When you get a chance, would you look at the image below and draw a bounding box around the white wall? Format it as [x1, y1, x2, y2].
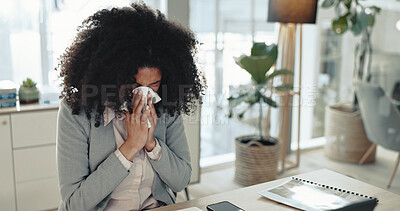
[167, 0, 201, 184]
[372, 9, 400, 54]
[370, 8, 400, 96]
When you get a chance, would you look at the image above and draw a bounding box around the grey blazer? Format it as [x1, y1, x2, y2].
[56, 99, 191, 211]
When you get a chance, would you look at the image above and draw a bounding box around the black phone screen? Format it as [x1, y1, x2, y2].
[206, 201, 244, 211]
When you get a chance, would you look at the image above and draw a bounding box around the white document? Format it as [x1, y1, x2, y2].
[258, 178, 376, 211]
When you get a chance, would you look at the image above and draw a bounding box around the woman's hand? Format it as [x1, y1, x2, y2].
[145, 92, 159, 151]
[119, 89, 150, 161]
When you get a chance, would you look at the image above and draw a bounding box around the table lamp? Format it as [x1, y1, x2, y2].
[267, 0, 318, 172]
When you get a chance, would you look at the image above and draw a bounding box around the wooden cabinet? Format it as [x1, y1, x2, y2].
[0, 108, 60, 211]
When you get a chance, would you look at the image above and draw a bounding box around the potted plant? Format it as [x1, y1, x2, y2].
[228, 42, 293, 186]
[321, 0, 380, 163]
[19, 78, 40, 104]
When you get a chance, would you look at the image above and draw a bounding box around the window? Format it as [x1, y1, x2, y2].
[312, 22, 342, 138]
[0, 0, 43, 85]
[190, 0, 277, 162]
[0, 0, 165, 98]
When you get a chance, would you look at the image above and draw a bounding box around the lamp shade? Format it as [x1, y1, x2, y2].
[267, 0, 318, 24]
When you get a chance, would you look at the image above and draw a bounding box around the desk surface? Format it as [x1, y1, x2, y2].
[154, 169, 400, 211]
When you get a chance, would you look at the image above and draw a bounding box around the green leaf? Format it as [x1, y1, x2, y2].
[261, 95, 278, 108]
[227, 92, 248, 101]
[332, 15, 348, 34]
[251, 42, 271, 56]
[22, 78, 37, 88]
[237, 98, 260, 119]
[275, 84, 293, 91]
[267, 69, 293, 81]
[350, 13, 363, 36]
[234, 55, 265, 83]
[370, 6, 381, 14]
[234, 50, 277, 84]
[349, 8, 376, 36]
[227, 92, 251, 111]
[245, 94, 260, 105]
[238, 105, 251, 119]
[321, 0, 335, 8]
[358, 10, 375, 28]
[238, 111, 246, 119]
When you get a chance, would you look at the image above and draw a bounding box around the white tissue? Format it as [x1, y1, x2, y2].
[121, 86, 161, 128]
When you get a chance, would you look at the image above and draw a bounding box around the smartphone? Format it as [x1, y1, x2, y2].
[206, 201, 244, 211]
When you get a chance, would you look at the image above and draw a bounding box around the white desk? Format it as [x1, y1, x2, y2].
[154, 169, 400, 211]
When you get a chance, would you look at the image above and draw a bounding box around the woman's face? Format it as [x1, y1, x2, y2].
[133, 67, 162, 92]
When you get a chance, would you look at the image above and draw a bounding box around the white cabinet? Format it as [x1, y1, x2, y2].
[0, 115, 16, 211]
[0, 104, 201, 210]
[15, 177, 60, 211]
[0, 109, 60, 211]
[11, 111, 58, 148]
[14, 146, 57, 183]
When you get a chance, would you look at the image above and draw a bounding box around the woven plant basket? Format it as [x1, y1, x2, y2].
[324, 104, 375, 163]
[234, 135, 280, 186]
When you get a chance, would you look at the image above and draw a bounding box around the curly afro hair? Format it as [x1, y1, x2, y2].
[58, 3, 206, 127]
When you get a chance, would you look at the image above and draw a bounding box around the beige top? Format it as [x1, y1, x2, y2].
[103, 107, 162, 211]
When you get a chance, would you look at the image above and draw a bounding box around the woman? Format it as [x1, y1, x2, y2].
[56, 3, 206, 211]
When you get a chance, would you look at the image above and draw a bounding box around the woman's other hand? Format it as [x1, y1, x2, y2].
[145, 92, 158, 151]
[119, 89, 150, 161]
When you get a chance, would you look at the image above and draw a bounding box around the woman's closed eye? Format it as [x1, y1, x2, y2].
[133, 80, 160, 88]
[148, 81, 160, 88]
